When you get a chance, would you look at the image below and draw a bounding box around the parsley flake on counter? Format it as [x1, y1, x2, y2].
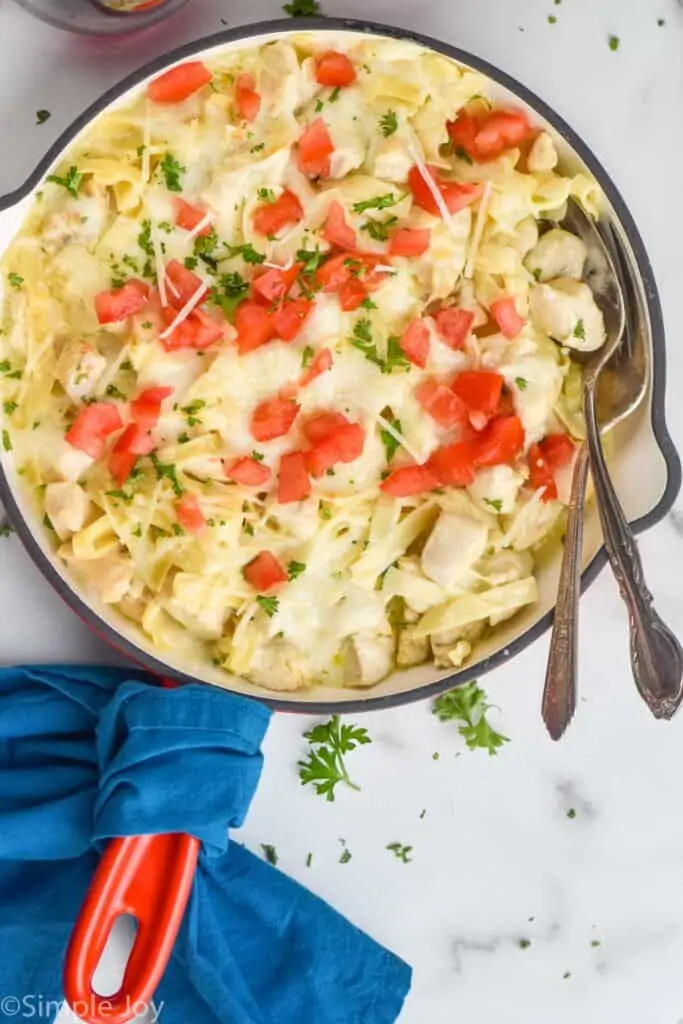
[298, 714, 372, 802]
[287, 560, 306, 581]
[379, 110, 398, 137]
[159, 152, 185, 192]
[47, 165, 83, 198]
[261, 843, 278, 866]
[283, 0, 321, 15]
[566, 808, 576, 819]
[547, 14, 557, 24]
[36, 109, 51, 125]
[386, 843, 413, 863]
[657, 18, 665, 26]
[306, 852, 313, 867]
[518, 938, 531, 950]
[352, 192, 399, 214]
[256, 595, 279, 617]
[0, 522, 13, 538]
[339, 846, 352, 864]
[608, 34, 620, 51]
[590, 940, 601, 948]
[433, 682, 509, 756]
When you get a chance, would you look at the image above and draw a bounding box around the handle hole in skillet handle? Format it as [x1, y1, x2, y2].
[91, 914, 138, 997]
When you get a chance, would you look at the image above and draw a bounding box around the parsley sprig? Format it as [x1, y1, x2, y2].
[379, 110, 398, 137]
[298, 714, 372, 801]
[352, 193, 399, 214]
[283, 0, 320, 13]
[159, 153, 185, 192]
[432, 682, 509, 756]
[349, 320, 409, 375]
[47, 166, 83, 198]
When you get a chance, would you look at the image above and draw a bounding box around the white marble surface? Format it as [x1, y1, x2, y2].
[1, 1, 683, 1022]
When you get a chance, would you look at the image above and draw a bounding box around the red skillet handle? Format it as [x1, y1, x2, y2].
[63, 832, 200, 1024]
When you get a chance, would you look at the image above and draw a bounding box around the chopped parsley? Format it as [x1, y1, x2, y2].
[301, 345, 315, 368]
[257, 187, 276, 203]
[657, 18, 665, 26]
[159, 152, 185, 192]
[608, 34, 620, 51]
[518, 938, 531, 950]
[260, 843, 278, 865]
[7, 273, 24, 290]
[0, 360, 22, 380]
[178, 432, 190, 444]
[282, 0, 320, 15]
[3, 401, 17, 416]
[256, 595, 279, 617]
[433, 682, 509, 756]
[243, 521, 255, 536]
[386, 843, 413, 863]
[455, 146, 473, 164]
[181, 399, 206, 426]
[209, 272, 249, 320]
[339, 846, 352, 864]
[105, 488, 133, 504]
[590, 940, 601, 948]
[484, 498, 503, 513]
[0, 522, 13, 538]
[315, 98, 324, 113]
[47, 165, 83, 198]
[149, 453, 183, 496]
[573, 318, 586, 340]
[566, 808, 576, 819]
[360, 296, 377, 310]
[515, 376, 528, 391]
[328, 86, 341, 103]
[138, 219, 153, 257]
[184, 256, 199, 270]
[306, 852, 313, 867]
[225, 242, 265, 265]
[250, 142, 266, 154]
[383, 335, 411, 374]
[380, 413, 403, 462]
[43, 513, 55, 531]
[352, 193, 399, 214]
[296, 247, 325, 278]
[298, 714, 372, 801]
[349, 320, 409, 374]
[379, 110, 398, 137]
[2, 430, 11, 452]
[105, 384, 127, 400]
[36, 109, 51, 125]
[361, 216, 398, 242]
[287, 560, 306, 581]
[251, 450, 265, 462]
[547, 14, 557, 24]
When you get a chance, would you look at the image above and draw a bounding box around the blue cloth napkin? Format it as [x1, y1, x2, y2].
[0, 665, 411, 1023]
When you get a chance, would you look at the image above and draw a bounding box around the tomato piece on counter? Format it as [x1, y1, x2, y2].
[95, 279, 150, 324]
[226, 456, 271, 487]
[250, 396, 300, 442]
[388, 228, 431, 258]
[278, 451, 312, 503]
[147, 61, 212, 104]
[474, 415, 525, 467]
[474, 110, 531, 159]
[173, 198, 212, 236]
[176, 493, 206, 532]
[235, 73, 261, 123]
[243, 550, 289, 592]
[252, 264, 301, 304]
[303, 411, 350, 443]
[299, 347, 333, 387]
[297, 118, 334, 177]
[416, 379, 468, 430]
[315, 51, 357, 87]
[540, 433, 575, 471]
[130, 386, 174, 431]
[272, 298, 314, 341]
[65, 403, 123, 460]
[433, 307, 474, 350]
[528, 443, 558, 501]
[235, 301, 276, 355]
[398, 319, 430, 368]
[322, 201, 356, 250]
[491, 297, 525, 340]
[428, 441, 478, 487]
[165, 260, 206, 309]
[446, 112, 481, 160]
[408, 165, 483, 217]
[252, 189, 304, 236]
[451, 371, 504, 425]
[380, 463, 441, 497]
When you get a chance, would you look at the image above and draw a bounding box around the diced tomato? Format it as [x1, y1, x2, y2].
[147, 61, 212, 104]
[234, 301, 276, 355]
[226, 456, 271, 487]
[272, 298, 313, 341]
[322, 201, 356, 250]
[336, 278, 366, 311]
[165, 260, 206, 309]
[303, 411, 350, 443]
[474, 415, 525, 467]
[491, 297, 525, 340]
[108, 448, 137, 487]
[107, 424, 155, 485]
[540, 433, 575, 471]
[398, 320, 430, 369]
[176, 493, 206, 532]
[388, 228, 431, 258]
[315, 51, 357, 87]
[95, 280, 149, 324]
[416, 378, 468, 430]
[474, 110, 531, 159]
[496, 388, 516, 418]
[131, 386, 174, 431]
[446, 112, 481, 160]
[161, 307, 223, 351]
[250, 396, 300, 442]
[243, 550, 288, 592]
[306, 423, 365, 477]
[297, 118, 334, 177]
[428, 441, 478, 487]
[252, 189, 304, 236]
[451, 372, 504, 427]
[434, 307, 474, 350]
[252, 264, 301, 304]
[278, 451, 311, 503]
[65, 403, 123, 460]
[173, 198, 212, 236]
[316, 253, 351, 291]
[235, 73, 261, 123]
[300, 347, 333, 387]
[380, 463, 440, 497]
[408, 165, 483, 217]
[528, 443, 558, 501]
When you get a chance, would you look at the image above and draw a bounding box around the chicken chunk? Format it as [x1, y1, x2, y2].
[44, 481, 91, 540]
[529, 277, 606, 351]
[525, 228, 587, 283]
[344, 631, 395, 687]
[373, 137, 413, 183]
[527, 131, 558, 173]
[421, 512, 488, 590]
[56, 340, 107, 401]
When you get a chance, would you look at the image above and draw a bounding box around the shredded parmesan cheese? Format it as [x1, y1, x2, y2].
[185, 212, 214, 243]
[464, 180, 493, 279]
[151, 223, 168, 307]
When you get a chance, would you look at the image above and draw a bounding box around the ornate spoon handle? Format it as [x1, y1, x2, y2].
[583, 384, 683, 717]
[542, 442, 589, 740]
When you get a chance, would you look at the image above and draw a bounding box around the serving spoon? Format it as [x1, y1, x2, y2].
[542, 201, 683, 739]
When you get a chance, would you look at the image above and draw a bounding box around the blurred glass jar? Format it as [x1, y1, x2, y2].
[13, 0, 189, 34]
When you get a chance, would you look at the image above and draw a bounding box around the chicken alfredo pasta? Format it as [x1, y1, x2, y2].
[0, 34, 606, 691]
